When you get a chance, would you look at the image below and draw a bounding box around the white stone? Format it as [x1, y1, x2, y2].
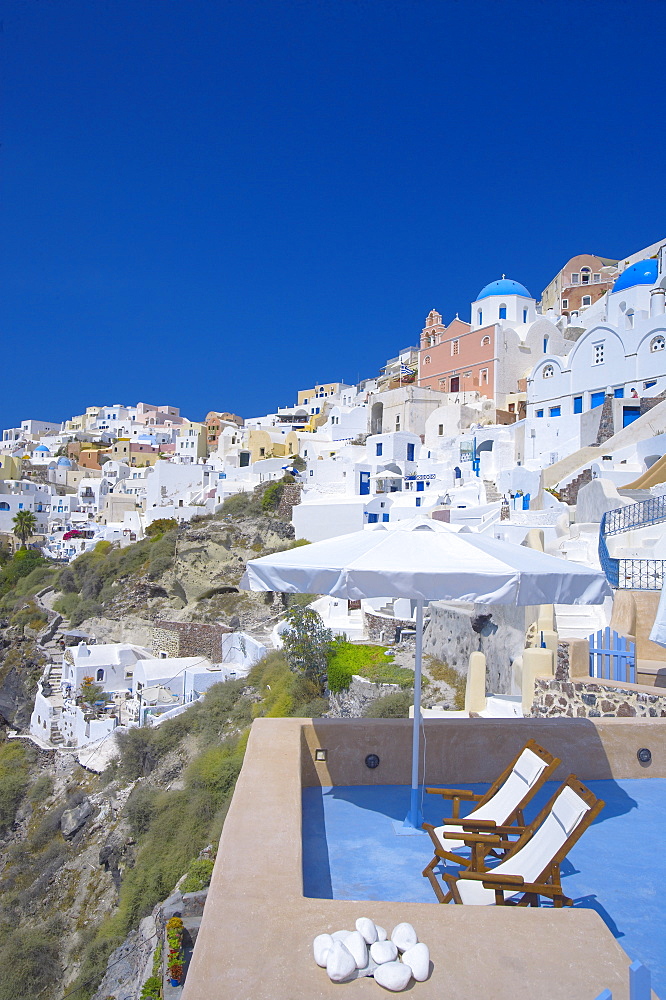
[376, 924, 388, 941]
[355, 916, 378, 945]
[332, 929, 351, 942]
[313, 933, 334, 968]
[326, 941, 356, 983]
[402, 942, 430, 982]
[391, 922, 418, 953]
[374, 960, 413, 991]
[370, 940, 398, 965]
[345, 930, 368, 970]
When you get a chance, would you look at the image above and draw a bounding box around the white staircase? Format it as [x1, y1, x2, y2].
[554, 600, 610, 641]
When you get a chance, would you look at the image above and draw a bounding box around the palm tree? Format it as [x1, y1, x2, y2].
[12, 509, 37, 549]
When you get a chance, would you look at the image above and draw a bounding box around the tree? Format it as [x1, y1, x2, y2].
[12, 509, 37, 549]
[280, 607, 335, 691]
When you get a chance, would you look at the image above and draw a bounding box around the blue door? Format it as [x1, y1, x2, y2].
[417, 481, 425, 492]
[623, 407, 641, 428]
[359, 472, 370, 496]
[367, 512, 378, 523]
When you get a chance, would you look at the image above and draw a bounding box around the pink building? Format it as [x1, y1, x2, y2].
[417, 311, 496, 399]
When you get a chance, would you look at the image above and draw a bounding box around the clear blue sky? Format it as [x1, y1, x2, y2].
[2, 0, 663, 428]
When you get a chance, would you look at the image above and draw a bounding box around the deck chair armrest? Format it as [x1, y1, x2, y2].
[425, 787, 481, 800]
[441, 831, 502, 845]
[457, 818, 497, 830]
[458, 872, 525, 886]
[515, 881, 573, 903]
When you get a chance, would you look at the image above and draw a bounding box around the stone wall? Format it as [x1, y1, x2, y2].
[151, 620, 232, 661]
[530, 641, 666, 718]
[327, 675, 401, 718]
[640, 390, 666, 416]
[277, 483, 303, 520]
[594, 395, 615, 445]
[422, 601, 537, 695]
[363, 611, 418, 644]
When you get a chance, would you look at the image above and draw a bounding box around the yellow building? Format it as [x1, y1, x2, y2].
[296, 383, 344, 407]
[246, 429, 288, 464]
[0, 455, 23, 481]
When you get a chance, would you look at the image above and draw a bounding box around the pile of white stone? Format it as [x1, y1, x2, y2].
[313, 918, 430, 992]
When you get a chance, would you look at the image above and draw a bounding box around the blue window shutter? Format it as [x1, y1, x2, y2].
[573, 396, 583, 414]
[591, 392, 605, 409]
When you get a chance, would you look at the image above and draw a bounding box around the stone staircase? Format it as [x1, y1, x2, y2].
[559, 469, 592, 505]
[483, 480, 502, 503]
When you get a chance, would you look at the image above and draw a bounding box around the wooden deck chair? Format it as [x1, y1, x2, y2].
[422, 739, 560, 889]
[432, 775, 604, 907]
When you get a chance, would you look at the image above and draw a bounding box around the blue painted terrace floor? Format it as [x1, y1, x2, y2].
[302, 780, 665, 998]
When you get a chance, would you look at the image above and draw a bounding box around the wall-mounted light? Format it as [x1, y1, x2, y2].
[365, 754, 380, 769]
[315, 748, 327, 762]
[637, 748, 652, 765]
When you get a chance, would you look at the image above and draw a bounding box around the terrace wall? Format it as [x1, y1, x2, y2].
[183, 716, 665, 1000]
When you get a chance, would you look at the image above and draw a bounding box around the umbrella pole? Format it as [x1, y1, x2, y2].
[405, 598, 424, 830]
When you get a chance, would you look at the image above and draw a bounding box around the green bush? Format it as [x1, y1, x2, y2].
[427, 657, 466, 710]
[221, 490, 262, 518]
[145, 518, 178, 539]
[140, 974, 163, 999]
[260, 480, 284, 512]
[326, 642, 414, 692]
[126, 784, 158, 836]
[0, 925, 61, 1000]
[52, 591, 81, 619]
[0, 741, 30, 833]
[28, 773, 54, 803]
[180, 857, 215, 893]
[364, 691, 413, 718]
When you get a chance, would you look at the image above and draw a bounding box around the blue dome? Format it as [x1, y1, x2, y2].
[476, 278, 532, 300]
[612, 259, 658, 294]
[57, 456, 72, 467]
[34, 445, 49, 452]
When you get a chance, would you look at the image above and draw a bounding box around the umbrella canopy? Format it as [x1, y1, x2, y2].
[369, 471, 404, 480]
[243, 521, 610, 606]
[243, 518, 610, 830]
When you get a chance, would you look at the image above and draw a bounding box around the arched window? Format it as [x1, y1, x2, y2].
[543, 364, 554, 379]
[96, 669, 105, 683]
[499, 304, 507, 320]
[423, 355, 431, 365]
[0, 502, 9, 511]
[477, 309, 483, 325]
[582, 295, 592, 307]
[626, 310, 635, 330]
[651, 335, 665, 352]
[523, 308, 528, 322]
[581, 267, 591, 284]
[481, 336, 490, 346]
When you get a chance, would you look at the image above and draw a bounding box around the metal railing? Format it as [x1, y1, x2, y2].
[599, 496, 666, 589]
[603, 493, 666, 535]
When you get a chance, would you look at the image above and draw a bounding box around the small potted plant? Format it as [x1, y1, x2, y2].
[166, 916, 185, 986]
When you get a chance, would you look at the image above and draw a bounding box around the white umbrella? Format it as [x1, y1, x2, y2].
[242, 519, 610, 829]
[369, 471, 404, 480]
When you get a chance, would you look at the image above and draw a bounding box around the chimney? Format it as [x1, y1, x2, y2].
[650, 287, 665, 317]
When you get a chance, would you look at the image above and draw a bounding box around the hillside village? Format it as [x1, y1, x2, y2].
[2, 240, 666, 1000]
[2, 238, 666, 754]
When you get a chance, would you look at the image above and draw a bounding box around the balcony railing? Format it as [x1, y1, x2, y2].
[599, 495, 666, 589]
